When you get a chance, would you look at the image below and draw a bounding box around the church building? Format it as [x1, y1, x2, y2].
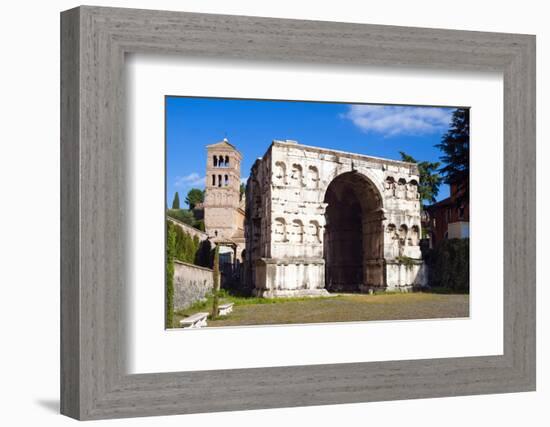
[203, 138, 246, 265]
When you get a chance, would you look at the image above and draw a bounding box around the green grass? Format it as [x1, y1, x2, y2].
[173, 290, 469, 328]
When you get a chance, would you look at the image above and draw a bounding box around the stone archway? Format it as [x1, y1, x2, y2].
[323, 171, 385, 292]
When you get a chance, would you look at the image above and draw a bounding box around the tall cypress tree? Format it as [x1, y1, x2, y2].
[436, 108, 470, 201]
[172, 192, 180, 209]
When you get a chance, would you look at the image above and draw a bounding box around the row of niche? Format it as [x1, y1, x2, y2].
[272, 217, 322, 244]
[385, 176, 420, 199]
[272, 161, 320, 189]
[386, 223, 421, 247]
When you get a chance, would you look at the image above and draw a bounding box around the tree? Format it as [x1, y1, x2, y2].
[399, 152, 442, 205]
[436, 108, 470, 200]
[167, 208, 195, 226]
[195, 239, 212, 267]
[210, 246, 220, 319]
[185, 188, 204, 209]
[171, 192, 180, 209]
[240, 182, 246, 201]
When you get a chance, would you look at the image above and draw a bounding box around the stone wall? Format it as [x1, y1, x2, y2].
[173, 260, 215, 311]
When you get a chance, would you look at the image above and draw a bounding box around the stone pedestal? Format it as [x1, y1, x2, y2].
[385, 260, 427, 291]
[252, 258, 329, 298]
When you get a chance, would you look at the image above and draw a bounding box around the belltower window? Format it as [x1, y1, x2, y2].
[218, 175, 222, 187]
[213, 155, 218, 167]
[224, 175, 229, 186]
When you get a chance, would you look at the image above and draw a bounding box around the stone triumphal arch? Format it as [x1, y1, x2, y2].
[244, 140, 426, 297]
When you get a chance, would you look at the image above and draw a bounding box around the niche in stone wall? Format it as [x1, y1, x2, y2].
[291, 219, 304, 243]
[274, 161, 286, 185]
[307, 166, 319, 189]
[386, 223, 399, 257]
[396, 178, 407, 198]
[398, 224, 408, 253]
[290, 164, 303, 187]
[410, 225, 420, 246]
[385, 176, 395, 197]
[274, 217, 286, 242]
[407, 179, 419, 200]
[308, 220, 321, 243]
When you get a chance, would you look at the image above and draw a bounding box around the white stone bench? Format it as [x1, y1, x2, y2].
[218, 303, 234, 316]
[179, 312, 209, 329]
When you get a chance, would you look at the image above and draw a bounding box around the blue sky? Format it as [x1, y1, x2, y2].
[166, 97, 458, 207]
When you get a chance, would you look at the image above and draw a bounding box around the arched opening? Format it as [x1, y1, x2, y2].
[323, 171, 384, 292]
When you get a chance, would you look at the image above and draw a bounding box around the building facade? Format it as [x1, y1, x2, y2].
[244, 140, 427, 297]
[203, 138, 246, 264]
[425, 182, 469, 247]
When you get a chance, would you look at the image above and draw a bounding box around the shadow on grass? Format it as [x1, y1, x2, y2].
[424, 286, 470, 295]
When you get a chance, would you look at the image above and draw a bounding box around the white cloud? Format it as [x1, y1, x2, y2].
[174, 172, 205, 188]
[341, 105, 454, 137]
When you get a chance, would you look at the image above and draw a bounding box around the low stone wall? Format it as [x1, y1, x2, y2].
[173, 260, 214, 311]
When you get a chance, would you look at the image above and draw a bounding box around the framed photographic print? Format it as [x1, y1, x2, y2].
[61, 6, 536, 420]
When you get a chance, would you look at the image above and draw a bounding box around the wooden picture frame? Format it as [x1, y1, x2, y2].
[60, 5, 536, 420]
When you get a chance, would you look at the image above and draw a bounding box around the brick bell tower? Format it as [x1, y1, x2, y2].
[203, 138, 243, 242]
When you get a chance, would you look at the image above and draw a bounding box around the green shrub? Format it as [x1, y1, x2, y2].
[170, 224, 201, 264]
[195, 239, 213, 268]
[424, 238, 469, 292]
[165, 221, 176, 328]
[167, 208, 195, 226]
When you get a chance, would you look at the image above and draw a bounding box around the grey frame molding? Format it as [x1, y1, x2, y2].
[61, 6, 536, 420]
